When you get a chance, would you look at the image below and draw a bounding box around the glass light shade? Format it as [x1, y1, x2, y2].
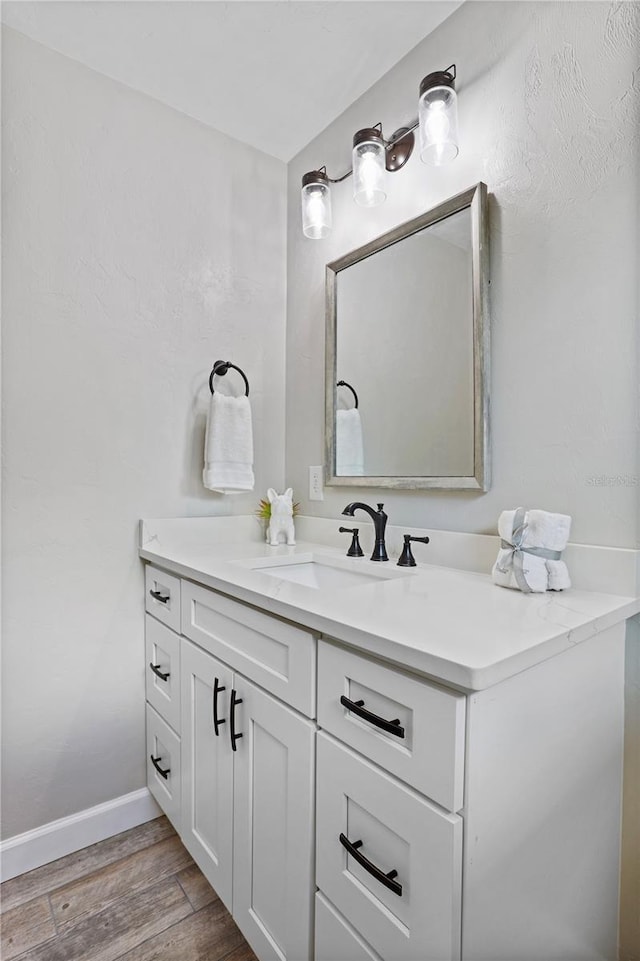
[301, 177, 332, 239]
[419, 84, 459, 166]
[352, 136, 387, 207]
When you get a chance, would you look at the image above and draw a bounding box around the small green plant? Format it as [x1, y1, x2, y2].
[255, 497, 300, 520]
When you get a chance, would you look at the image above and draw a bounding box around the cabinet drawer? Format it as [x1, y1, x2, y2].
[316, 733, 462, 961]
[145, 564, 181, 633]
[315, 893, 382, 961]
[145, 616, 180, 732]
[146, 703, 181, 832]
[181, 580, 316, 717]
[318, 640, 465, 811]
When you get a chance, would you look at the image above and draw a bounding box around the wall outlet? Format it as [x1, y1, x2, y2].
[309, 466, 324, 501]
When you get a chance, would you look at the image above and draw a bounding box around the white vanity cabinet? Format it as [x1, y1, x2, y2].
[142, 558, 628, 961]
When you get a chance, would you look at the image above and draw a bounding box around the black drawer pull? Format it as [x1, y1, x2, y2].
[149, 663, 170, 682]
[230, 689, 243, 751]
[339, 833, 402, 896]
[149, 589, 170, 604]
[340, 695, 405, 738]
[150, 755, 170, 780]
[213, 677, 226, 736]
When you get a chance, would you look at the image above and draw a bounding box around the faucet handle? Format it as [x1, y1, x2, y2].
[339, 526, 364, 558]
[397, 534, 430, 567]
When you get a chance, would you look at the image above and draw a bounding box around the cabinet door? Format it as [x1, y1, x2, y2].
[181, 638, 234, 911]
[233, 677, 315, 961]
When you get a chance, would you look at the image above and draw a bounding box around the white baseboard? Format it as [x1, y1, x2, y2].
[0, 787, 162, 882]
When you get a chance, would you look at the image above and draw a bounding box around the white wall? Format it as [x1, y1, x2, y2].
[1, 28, 287, 839]
[286, 0, 640, 549]
[286, 5, 639, 956]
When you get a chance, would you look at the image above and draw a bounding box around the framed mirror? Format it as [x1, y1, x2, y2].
[325, 182, 490, 490]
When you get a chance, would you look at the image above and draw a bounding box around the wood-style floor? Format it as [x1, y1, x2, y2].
[0, 816, 257, 961]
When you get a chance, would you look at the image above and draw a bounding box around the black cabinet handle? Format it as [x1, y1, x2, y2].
[150, 755, 170, 780]
[149, 663, 170, 682]
[340, 695, 405, 738]
[230, 689, 243, 751]
[213, 677, 226, 736]
[149, 589, 170, 604]
[339, 833, 402, 896]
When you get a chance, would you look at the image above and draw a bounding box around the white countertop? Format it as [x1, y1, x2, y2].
[139, 516, 639, 691]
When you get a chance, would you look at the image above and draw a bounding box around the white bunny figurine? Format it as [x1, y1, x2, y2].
[266, 488, 296, 546]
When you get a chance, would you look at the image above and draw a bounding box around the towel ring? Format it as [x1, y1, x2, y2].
[337, 380, 358, 409]
[209, 360, 250, 397]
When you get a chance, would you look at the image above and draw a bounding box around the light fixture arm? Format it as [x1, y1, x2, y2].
[384, 119, 419, 149]
[326, 169, 353, 184]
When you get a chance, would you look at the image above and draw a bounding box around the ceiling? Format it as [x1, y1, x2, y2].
[1, 1, 462, 161]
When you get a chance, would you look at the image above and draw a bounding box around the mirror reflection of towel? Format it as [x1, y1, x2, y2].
[336, 408, 364, 475]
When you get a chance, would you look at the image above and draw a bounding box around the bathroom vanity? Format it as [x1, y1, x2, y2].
[140, 517, 638, 961]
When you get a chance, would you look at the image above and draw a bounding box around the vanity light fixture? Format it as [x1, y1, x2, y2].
[352, 125, 387, 207]
[300, 65, 458, 238]
[418, 65, 458, 165]
[301, 168, 332, 240]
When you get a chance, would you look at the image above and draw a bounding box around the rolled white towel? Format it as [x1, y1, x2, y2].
[546, 559, 571, 591]
[336, 408, 364, 476]
[203, 392, 255, 493]
[493, 507, 572, 593]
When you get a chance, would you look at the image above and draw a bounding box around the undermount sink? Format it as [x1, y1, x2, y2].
[245, 554, 410, 590]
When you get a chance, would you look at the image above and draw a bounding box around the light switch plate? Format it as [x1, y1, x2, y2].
[309, 466, 324, 501]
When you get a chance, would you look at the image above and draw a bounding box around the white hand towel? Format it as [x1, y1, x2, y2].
[492, 508, 571, 592]
[203, 392, 254, 493]
[336, 408, 364, 476]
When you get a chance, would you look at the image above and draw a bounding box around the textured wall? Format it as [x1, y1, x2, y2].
[1, 28, 286, 838]
[286, 0, 640, 548]
[286, 6, 640, 956]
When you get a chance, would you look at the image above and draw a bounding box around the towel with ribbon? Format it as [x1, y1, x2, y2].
[492, 507, 571, 593]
